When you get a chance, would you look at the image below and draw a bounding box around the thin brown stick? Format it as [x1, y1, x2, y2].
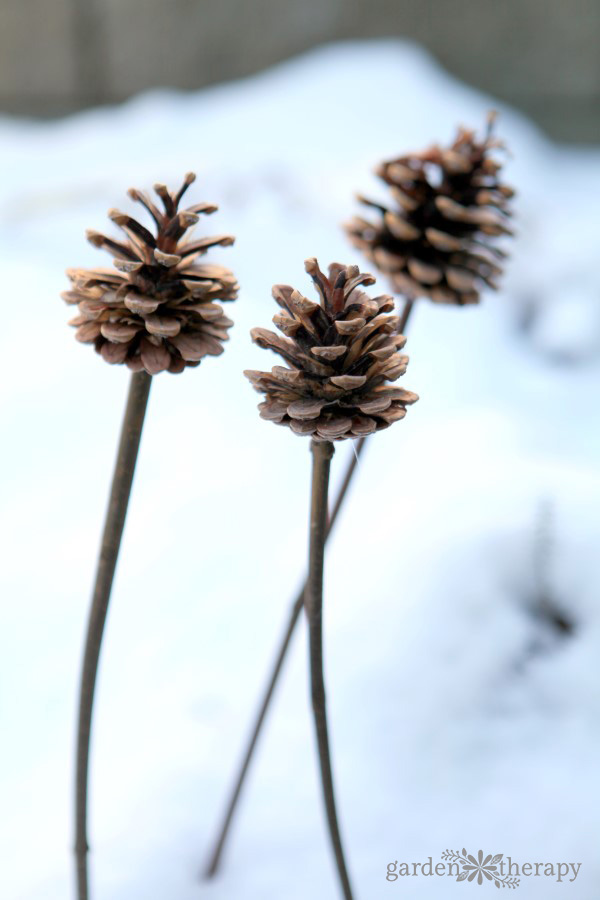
[398, 298, 414, 334]
[203, 297, 414, 878]
[307, 439, 353, 899]
[74, 370, 152, 900]
[203, 437, 367, 878]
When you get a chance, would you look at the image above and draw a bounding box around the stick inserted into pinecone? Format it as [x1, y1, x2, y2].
[64, 173, 237, 900]
[240, 259, 417, 899]
[205, 117, 514, 879]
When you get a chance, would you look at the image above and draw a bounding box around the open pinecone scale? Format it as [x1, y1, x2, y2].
[245, 259, 418, 441]
[63, 173, 238, 374]
[345, 119, 514, 306]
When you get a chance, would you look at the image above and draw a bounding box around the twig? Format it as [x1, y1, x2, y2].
[74, 370, 152, 900]
[203, 436, 367, 878]
[398, 298, 413, 334]
[307, 439, 353, 899]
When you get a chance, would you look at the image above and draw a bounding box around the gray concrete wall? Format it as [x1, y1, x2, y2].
[1, 0, 599, 141]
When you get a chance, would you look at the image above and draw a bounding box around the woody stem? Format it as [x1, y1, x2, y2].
[74, 370, 152, 900]
[307, 439, 354, 900]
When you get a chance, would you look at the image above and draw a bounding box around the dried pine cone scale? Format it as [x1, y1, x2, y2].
[346, 117, 514, 306]
[245, 259, 418, 441]
[63, 172, 238, 374]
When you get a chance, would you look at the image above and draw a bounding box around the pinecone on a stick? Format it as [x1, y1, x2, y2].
[345, 116, 514, 305]
[244, 259, 418, 441]
[63, 173, 238, 374]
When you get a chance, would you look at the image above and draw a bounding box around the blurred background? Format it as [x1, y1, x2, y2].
[1, 0, 599, 141]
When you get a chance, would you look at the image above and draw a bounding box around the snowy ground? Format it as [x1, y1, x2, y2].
[1, 40, 599, 900]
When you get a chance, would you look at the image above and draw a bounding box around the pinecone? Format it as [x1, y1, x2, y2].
[62, 173, 238, 374]
[244, 259, 418, 441]
[345, 117, 514, 306]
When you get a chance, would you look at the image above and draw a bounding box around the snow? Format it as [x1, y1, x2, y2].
[1, 39, 599, 899]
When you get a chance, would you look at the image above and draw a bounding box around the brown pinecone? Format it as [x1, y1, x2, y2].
[345, 116, 514, 306]
[244, 259, 418, 441]
[62, 173, 238, 374]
